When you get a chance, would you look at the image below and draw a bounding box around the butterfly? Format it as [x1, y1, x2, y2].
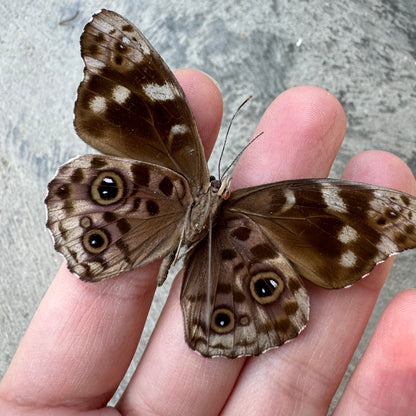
[45, 9, 416, 358]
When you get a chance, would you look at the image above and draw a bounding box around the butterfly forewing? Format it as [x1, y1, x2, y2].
[225, 178, 416, 289]
[74, 9, 209, 190]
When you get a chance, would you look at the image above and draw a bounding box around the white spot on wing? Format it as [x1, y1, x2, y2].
[369, 194, 385, 212]
[170, 124, 189, 135]
[139, 41, 151, 56]
[339, 250, 357, 268]
[112, 85, 131, 104]
[90, 96, 106, 113]
[369, 191, 402, 215]
[322, 185, 348, 213]
[377, 235, 399, 254]
[121, 36, 131, 45]
[338, 225, 358, 244]
[281, 188, 296, 213]
[168, 124, 190, 147]
[97, 19, 113, 34]
[84, 56, 106, 69]
[143, 83, 177, 101]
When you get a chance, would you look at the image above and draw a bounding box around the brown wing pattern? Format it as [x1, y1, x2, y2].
[74, 9, 209, 191]
[46, 154, 192, 281]
[226, 178, 416, 288]
[181, 213, 309, 358]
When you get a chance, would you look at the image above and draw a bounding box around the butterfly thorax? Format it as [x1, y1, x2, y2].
[183, 177, 231, 245]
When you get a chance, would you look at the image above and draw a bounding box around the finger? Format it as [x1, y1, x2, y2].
[117, 86, 347, 415]
[0, 69, 223, 412]
[174, 68, 223, 159]
[223, 150, 416, 415]
[233, 85, 347, 187]
[334, 290, 416, 415]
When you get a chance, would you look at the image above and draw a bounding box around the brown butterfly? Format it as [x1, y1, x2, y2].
[45, 9, 416, 358]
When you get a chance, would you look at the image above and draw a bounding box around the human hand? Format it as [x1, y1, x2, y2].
[1, 70, 415, 415]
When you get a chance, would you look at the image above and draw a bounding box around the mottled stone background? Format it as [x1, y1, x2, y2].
[1, 0, 415, 411]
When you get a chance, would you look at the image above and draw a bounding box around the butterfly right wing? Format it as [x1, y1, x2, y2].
[226, 178, 416, 289]
[46, 154, 192, 281]
[74, 9, 209, 191]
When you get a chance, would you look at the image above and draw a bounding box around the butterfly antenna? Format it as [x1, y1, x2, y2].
[217, 95, 253, 180]
[220, 130, 264, 179]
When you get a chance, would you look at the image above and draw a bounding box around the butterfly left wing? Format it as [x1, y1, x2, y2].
[181, 213, 309, 358]
[46, 154, 193, 281]
[74, 9, 209, 190]
[226, 178, 416, 289]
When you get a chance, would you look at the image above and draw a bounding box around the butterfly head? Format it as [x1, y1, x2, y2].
[210, 175, 231, 200]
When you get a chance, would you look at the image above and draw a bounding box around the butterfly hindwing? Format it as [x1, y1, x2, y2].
[46, 154, 192, 281]
[74, 9, 209, 190]
[181, 212, 309, 358]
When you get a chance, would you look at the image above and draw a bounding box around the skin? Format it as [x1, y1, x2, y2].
[1, 69, 415, 415]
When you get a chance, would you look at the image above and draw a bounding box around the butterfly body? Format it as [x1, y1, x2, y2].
[183, 176, 230, 246]
[46, 9, 416, 358]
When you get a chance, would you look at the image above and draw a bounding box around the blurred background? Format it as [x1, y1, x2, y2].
[1, 0, 415, 411]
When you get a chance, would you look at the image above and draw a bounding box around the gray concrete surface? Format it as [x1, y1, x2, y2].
[1, 0, 415, 411]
